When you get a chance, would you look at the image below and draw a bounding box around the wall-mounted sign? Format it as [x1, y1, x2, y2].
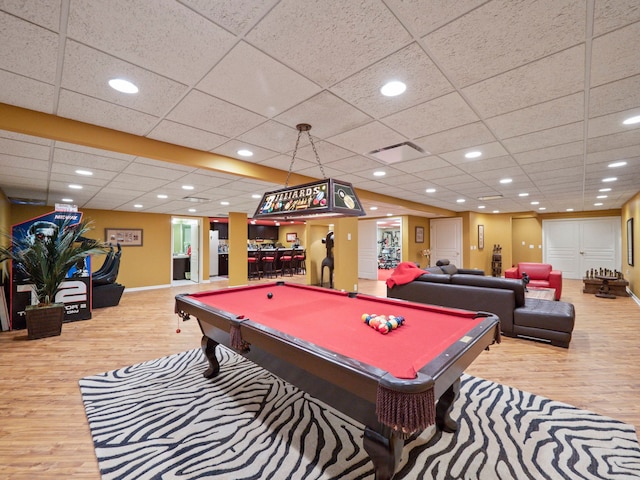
[253, 178, 365, 220]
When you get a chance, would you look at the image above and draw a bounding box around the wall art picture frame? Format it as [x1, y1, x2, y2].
[628, 218, 634, 266]
[286, 232, 298, 242]
[415, 226, 424, 243]
[478, 224, 485, 250]
[105, 228, 143, 246]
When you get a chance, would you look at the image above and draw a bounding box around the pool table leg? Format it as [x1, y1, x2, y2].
[201, 336, 221, 378]
[363, 427, 404, 480]
[436, 377, 461, 433]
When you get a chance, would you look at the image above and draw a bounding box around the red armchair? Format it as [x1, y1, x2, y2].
[505, 262, 562, 300]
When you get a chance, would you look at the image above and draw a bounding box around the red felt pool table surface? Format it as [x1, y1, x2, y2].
[187, 282, 488, 379]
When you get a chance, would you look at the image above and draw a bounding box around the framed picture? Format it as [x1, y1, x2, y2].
[628, 218, 634, 266]
[415, 226, 424, 243]
[105, 228, 143, 246]
[286, 232, 298, 242]
[478, 224, 484, 250]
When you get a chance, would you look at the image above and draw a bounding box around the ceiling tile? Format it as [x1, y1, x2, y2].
[147, 120, 229, 152]
[62, 41, 189, 117]
[0, 70, 56, 113]
[383, 92, 480, 138]
[593, 0, 640, 36]
[166, 90, 265, 138]
[0, 12, 58, 82]
[245, 0, 412, 86]
[330, 42, 454, 118]
[462, 45, 584, 118]
[274, 91, 372, 139]
[327, 121, 405, 155]
[385, 0, 486, 37]
[198, 41, 321, 118]
[513, 141, 583, 164]
[486, 92, 584, 139]
[180, 0, 278, 35]
[67, 0, 236, 84]
[423, 0, 584, 86]
[57, 90, 160, 136]
[502, 122, 584, 154]
[590, 21, 640, 87]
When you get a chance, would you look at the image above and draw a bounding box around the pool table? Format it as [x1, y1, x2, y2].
[175, 282, 500, 480]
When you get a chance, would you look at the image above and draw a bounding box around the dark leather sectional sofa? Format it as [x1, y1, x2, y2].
[387, 263, 576, 348]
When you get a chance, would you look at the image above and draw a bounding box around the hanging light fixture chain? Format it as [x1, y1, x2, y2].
[306, 131, 327, 179]
[284, 128, 304, 187]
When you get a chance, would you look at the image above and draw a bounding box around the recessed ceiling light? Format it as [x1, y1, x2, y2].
[188, 208, 196, 213]
[220, 201, 230, 206]
[157, 194, 168, 199]
[465, 151, 482, 159]
[538, 207, 546, 211]
[518, 192, 529, 197]
[370, 206, 378, 210]
[134, 204, 143, 208]
[61, 198, 73, 202]
[531, 201, 539, 205]
[69, 184, 82, 189]
[75, 169, 93, 176]
[622, 115, 640, 125]
[108, 78, 139, 94]
[602, 177, 617, 182]
[251, 194, 261, 199]
[566, 208, 574, 212]
[456, 198, 465, 203]
[594, 202, 604, 206]
[182, 185, 195, 190]
[386, 213, 393, 217]
[478, 205, 486, 209]
[373, 170, 386, 177]
[597, 195, 608, 199]
[425, 188, 436, 193]
[380, 81, 406, 97]
[274, 222, 280, 226]
[608, 161, 627, 168]
[492, 210, 500, 213]
[599, 188, 611, 192]
[499, 178, 512, 184]
[237, 149, 253, 157]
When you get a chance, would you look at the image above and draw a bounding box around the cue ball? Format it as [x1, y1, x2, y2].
[267, 292, 273, 299]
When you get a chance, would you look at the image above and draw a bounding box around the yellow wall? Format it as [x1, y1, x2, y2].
[622, 192, 639, 295]
[278, 223, 306, 248]
[8, 205, 208, 289]
[511, 217, 543, 264]
[404, 216, 430, 267]
[467, 212, 512, 273]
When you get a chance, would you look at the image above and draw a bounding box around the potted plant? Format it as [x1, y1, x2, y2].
[0, 218, 108, 339]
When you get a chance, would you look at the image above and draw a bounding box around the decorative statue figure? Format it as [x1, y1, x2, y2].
[320, 231, 334, 289]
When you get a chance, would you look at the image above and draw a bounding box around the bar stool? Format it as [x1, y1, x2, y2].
[293, 249, 306, 274]
[280, 249, 293, 277]
[261, 250, 277, 278]
[248, 251, 261, 279]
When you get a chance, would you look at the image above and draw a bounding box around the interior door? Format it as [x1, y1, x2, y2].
[358, 219, 378, 280]
[189, 220, 200, 283]
[430, 217, 463, 267]
[543, 217, 620, 279]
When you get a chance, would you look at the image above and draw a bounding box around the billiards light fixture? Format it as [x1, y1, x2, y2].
[253, 123, 365, 221]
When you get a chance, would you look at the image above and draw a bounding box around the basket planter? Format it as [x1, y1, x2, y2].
[25, 303, 64, 340]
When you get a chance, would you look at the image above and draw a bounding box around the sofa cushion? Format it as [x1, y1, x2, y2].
[514, 299, 575, 333]
[440, 264, 458, 275]
[519, 262, 552, 280]
[450, 275, 526, 307]
[435, 259, 450, 266]
[415, 273, 451, 283]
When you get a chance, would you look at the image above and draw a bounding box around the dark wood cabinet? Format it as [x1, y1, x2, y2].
[218, 254, 228, 276]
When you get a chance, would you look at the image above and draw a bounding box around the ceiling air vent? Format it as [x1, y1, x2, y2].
[8, 197, 46, 206]
[367, 141, 426, 164]
[182, 196, 210, 203]
[478, 195, 504, 201]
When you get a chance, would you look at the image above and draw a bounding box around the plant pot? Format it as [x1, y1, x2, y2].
[25, 303, 64, 340]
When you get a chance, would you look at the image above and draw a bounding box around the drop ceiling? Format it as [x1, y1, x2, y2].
[1, 0, 639, 219]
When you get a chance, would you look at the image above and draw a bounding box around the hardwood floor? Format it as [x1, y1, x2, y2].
[0, 277, 638, 479]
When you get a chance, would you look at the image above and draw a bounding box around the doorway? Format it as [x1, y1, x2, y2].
[376, 218, 402, 281]
[171, 217, 201, 285]
[543, 217, 621, 279]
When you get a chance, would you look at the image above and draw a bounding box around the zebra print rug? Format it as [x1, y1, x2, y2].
[79, 347, 640, 479]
